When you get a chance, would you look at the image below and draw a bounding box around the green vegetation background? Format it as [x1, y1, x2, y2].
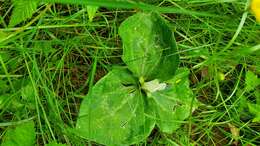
[0, 0, 260, 145]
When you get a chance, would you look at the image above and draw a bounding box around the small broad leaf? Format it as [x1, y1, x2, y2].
[77, 68, 155, 146]
[21, 83, 35, 102]
[1, 121, 36, 146]
[9, 0, 39, 27]
[248, 103, 260, 122]
[87, 6, 98, 22]
[245, 71, 260, 92]
[20, 82, 36, 109]
[119, 12, 179, 81]
[147, 68, 198, 133]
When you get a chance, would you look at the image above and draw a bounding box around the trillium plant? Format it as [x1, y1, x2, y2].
[76, 12, 198, 146]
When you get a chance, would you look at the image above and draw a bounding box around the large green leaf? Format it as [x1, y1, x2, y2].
[146, 68, 197, 133]
[9, 0, 39, 27]
[1, 121, 36, 146]
[76, 67, 155, 146]
[119, 12, 179, 81]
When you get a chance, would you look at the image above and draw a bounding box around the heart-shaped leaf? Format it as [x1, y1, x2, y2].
[147, 68, 198, 133]
[119, 12, 179, 81]
[76, 67, 155, 146]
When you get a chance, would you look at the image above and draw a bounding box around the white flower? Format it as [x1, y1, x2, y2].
[142, 79, 167, 93]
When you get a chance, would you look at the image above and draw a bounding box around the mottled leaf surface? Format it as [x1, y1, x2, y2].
[77, 68, 155, 146]
[147, 68, 197, 133]
[77, 12, 193, 146]
[119, 12, 179, 81]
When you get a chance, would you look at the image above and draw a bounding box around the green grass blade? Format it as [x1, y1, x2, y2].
[42, 0, 216, 17]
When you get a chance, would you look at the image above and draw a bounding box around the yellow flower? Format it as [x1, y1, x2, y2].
[251, 0, 260, 22]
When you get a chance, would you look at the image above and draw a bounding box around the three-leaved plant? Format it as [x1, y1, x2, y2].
[76, 12, 198, 146]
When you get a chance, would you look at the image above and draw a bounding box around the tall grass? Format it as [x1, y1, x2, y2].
[0, 0, 259, 145]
